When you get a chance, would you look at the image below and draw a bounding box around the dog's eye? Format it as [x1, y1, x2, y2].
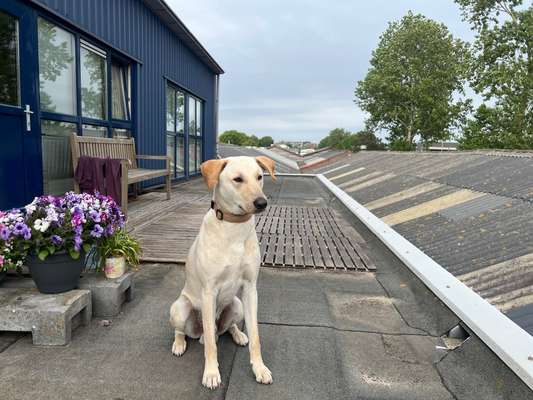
[257, 175, 262, 181]
[233, 177, 243, 183]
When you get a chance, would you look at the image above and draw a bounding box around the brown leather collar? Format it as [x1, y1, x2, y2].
[210, 200, 253, 223]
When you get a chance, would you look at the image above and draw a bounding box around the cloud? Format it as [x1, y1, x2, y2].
[167, 0, 474, 142]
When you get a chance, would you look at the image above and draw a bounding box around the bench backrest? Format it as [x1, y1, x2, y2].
[70, 134, 138, 170]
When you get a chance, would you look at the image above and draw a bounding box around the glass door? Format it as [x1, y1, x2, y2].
[0, 1, 40, 209]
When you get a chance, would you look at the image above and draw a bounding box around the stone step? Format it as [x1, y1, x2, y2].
[0, 288, 91, 346]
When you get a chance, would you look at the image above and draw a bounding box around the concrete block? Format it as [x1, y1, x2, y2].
[0, 288, 92, 346]
[78, 271, 134, 317]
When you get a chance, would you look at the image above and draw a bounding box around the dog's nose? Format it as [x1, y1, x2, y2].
[253, 197, 267, 210]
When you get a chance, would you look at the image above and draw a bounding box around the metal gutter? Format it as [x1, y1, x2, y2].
[315, 174, 533, 390]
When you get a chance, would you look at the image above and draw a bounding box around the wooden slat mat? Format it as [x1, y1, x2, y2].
[256, 205, 375, 271]
[133, 202, 375, 271]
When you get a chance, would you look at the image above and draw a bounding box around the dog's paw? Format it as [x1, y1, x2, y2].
[202, 367, 221, 389]
[231, 329, 249, 346]
[172, 338, 187, 356]
[252, 363, 273, 384]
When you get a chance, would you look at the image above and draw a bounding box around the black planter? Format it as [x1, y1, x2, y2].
[0, 271, 5, 284]
[27, 252, 84, 294]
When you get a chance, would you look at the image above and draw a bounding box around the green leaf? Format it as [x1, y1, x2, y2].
[38, 250, 49, 261]
[69, 249, 81, 260]
[83, 243, 91, 253]
[47, 246, 55, 255]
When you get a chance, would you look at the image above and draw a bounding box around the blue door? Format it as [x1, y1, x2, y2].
[0, 0, 40, 210]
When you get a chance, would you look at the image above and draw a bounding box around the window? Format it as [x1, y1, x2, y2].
[41, 120, 77, 195]
[0, 10, 19, 106]
[112, 128, 131, 139]
[112, 62, 130, 120]
[82, 124, 106, 137]
[80, 41, 107, 120]
[38, 18, 76, 115]
[187, 96, 203, 174]
[36, 18, 135, 196]
[166, 84, 186, 178]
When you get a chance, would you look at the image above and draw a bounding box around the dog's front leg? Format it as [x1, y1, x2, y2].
[242, 282, 273, 384]
[201, 289, 221, 389]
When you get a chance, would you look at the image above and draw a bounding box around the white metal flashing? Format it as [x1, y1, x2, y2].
[316, 173, 533, 390]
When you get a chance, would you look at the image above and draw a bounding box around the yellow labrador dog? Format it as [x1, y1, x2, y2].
[170, 156, 275, 389]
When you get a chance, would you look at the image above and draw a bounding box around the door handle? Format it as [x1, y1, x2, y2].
[24, 104, 34, 132]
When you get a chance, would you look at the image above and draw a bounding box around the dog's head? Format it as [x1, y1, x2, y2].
[201, 156, 276, 215]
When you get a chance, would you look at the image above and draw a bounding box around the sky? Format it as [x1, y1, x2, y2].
[168, 0, 476, 143]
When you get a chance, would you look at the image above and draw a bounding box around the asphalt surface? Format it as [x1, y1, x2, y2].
[0, 176, 531, 399]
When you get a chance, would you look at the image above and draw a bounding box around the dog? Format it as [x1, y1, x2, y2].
[169, 155, 276, 389]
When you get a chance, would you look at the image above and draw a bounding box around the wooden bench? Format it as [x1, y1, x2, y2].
[70, 134, 171, 216]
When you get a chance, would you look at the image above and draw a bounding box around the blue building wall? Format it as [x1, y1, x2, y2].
[34, 0, 218, 162]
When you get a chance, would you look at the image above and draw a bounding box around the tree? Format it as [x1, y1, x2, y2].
[355, 12, 471, 148]
[318, 129, 385, 152]
[258, 136, 274, 147]
[219, 130, 249, 145]
[243, 135, 259, 147]
[455, 0, 533, 148]
[318, 128, 350, 148]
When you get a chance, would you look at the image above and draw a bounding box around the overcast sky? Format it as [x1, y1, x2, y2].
[168, 0, 476, 143]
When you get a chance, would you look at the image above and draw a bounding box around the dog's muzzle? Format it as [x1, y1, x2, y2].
[253, 197, 268, 212]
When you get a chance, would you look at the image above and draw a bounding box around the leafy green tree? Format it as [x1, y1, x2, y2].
[455, 0, 533, 148]
[218, 130, 249, 145]
[243, 135, 260, 147]
[318, 129, 385, 151]
[318, 128, 350, 148]
[355, 12, 471, 147]
[258, 136, 274, 147]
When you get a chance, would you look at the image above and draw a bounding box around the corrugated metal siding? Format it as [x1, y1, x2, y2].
[34, 0, 217, 162]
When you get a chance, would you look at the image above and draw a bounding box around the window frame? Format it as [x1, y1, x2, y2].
[36, 15, 136, 139]
[165, 79, 204, 179]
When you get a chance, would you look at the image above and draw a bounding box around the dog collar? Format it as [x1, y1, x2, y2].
[210, 201, 253, 223]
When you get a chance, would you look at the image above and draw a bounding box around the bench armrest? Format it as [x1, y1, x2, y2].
[136, 154, 171, 173]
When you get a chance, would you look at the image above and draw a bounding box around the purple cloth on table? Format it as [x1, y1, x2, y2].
[105, 158, 122, 204]
[74, 156, 106, 195]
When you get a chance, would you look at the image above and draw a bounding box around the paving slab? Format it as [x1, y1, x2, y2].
[0, 288, 91, 346]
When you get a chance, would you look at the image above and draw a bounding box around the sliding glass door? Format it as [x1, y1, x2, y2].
[166, 82, 203, 179]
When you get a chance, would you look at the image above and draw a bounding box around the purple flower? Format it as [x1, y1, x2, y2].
[90, 224, 104, 238]
[74, 225, 83, 235]
[74, 235, 83, 252]
[89, 210, 101, 223]
[51, 235, 63, 245]
[13, 222, 27, 235]
[22, 228, 31, 240]
[104, 225, 114, 237]
[0, 225, 10, 241]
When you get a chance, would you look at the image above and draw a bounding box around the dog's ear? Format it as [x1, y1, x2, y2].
[201, 159, 228, 190]
[256, 156, 276, 181]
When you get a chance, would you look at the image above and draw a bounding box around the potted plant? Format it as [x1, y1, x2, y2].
[98, 230, 141, 279]
[0, 192, 124, 293]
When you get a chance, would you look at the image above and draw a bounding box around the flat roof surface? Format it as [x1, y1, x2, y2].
[0, 177, 531, 399]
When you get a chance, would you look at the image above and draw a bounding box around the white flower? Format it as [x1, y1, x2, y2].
[25, 204, 36, 215]
[34, 219, 50, 232]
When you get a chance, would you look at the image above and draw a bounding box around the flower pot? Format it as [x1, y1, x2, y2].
[0, 271, 6, 284]
[27, 252, 84, 294]
[104, 256, 126, 279]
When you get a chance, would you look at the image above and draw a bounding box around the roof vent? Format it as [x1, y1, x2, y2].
[439, 324, 470, 351]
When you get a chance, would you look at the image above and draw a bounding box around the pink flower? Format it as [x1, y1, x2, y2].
[0, 255, 4, 267]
